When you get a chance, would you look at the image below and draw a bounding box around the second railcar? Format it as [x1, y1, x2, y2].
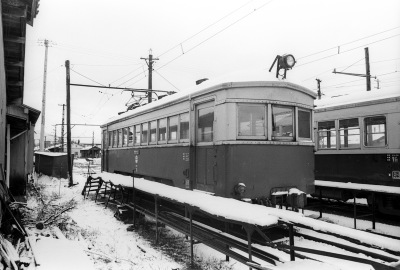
[314, 91, 400, 215]
[101, 81, 316, 207]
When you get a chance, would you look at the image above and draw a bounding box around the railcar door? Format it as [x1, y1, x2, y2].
[194, 102, 216, 193]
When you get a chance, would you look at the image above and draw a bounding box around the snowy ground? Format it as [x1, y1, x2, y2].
[25, 158, 400, 270]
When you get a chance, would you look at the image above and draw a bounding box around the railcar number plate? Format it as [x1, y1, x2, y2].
[393, 171, 400, 180]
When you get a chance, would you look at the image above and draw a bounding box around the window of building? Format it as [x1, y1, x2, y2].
[318, 121, 336, 149]
[197, 106, 214, 142]
[168, 115, 178, 141]
[149, 121, 157, 143]
[238, 104, 265, 137]
[141, 123, 148, 144]
[128, 126, 134, 145]
[134, 125, 140, 145]
[339, 118, 360, 148]
[298, 109, 311, 139]
[158, 118, 167, 142]
[364, 116, 386, 147]
[272, 105, 293, 140]
[180, 113, 189, 141]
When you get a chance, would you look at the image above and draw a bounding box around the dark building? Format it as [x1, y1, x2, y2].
[0, 0, 40, 195]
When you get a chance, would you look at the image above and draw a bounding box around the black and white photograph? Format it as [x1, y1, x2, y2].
[0, 0, 399, 269]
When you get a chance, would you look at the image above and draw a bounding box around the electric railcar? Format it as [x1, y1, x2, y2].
[314, 90, 400, 215]
[101, 80, 316, 207]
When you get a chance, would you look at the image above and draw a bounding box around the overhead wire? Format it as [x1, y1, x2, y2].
[154, 70, 181, 92]
[157, 0, 274, 71]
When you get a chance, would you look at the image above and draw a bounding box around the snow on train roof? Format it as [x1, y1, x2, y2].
[315, 86, 400, 111]
[95, 172, 400, 253]
[102, 70, 316, 126]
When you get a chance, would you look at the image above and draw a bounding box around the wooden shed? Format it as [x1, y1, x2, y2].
[34, 152, 74, 179]
[80, 146, 101, 158]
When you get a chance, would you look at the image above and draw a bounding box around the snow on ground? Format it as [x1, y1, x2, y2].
[27, 158, 400, 270]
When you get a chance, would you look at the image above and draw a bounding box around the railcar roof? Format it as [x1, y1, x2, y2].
[102, 76, 315, 127]
[315, 86, 400, 112]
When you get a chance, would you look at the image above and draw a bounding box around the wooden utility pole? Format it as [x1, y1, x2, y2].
[141, 49, 159, 103]
[365, 47, 371, 91]
[65, 60, 73, 186]
[40, 39, 49, 151]
[333, 47, 374, 91]
[59, 104, 65, 152]
[316, 78, 322, 99]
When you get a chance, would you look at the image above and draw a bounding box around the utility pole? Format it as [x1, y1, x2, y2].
[92, 131, 94, 147]
[65, 60, 73, 186]
[333, 47, 375, 91]
[40, 39, 49, 151]
[316, 78, 322, 100]
[59, 104, 66, 152]
[141, 49, 159, 103]
[53, 125, 57, 147]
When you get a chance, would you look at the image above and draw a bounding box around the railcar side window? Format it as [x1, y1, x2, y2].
[103, 131, 107, 149]
[113, 130, 117, 147]
[238, 105, 265, 137]
[168, 115, 178, 141]
[118, 129, 123, 147]
[272, 105, 293, 140]
[128, 127, 134, 145]
[180, 113, 189, 141]
[149, 121, 157, 143]
[318, 121, 336, 149]
[298, 109, 311, 139]
[339, 118, 360, 148]
[141, 123, 148, 144]
[122, 128, 128, 146]
[364, 116, 386, 147]
[108, 131, 112, 147]
[197, 107, 214, 142]
[134, 125, 140, 145]
[158, 118, 167, 142]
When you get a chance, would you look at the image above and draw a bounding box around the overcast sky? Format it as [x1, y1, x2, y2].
[23, 0, 400, 144]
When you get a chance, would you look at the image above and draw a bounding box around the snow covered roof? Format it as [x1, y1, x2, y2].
[315, 86, 400, 111]
[315, 180, 400, 195]
[94, 172, 400, 253]
[102, 70, 316, 127]
[35, 151, 68, 157]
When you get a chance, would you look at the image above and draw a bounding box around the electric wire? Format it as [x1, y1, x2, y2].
[297, 33, 400, 68]
[157, 0, 256, 58]
[154, 70, 181, 92]
[157, 0, 274, 71]
[70, 68, 107, 87]
[298, 26, 400, 60]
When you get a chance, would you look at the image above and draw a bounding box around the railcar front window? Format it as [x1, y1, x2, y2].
[272, 105, 293, 140]
[158, 118, 167, 142]
[238, 105, 265, 137]
[180, 113, 189, 141]
[141, 123, 148, 144]
[168, 115, 178, 141]
[197, 107, 214, 142]
[318, 121, 336, 149]
[298, 109, 311, 139]
[365, 116, 386, 147]
[339, 118, 360, 148]
[134, 125, 140, 145]
[149, 121, 157, 143]
[128, 126, 134, 145]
